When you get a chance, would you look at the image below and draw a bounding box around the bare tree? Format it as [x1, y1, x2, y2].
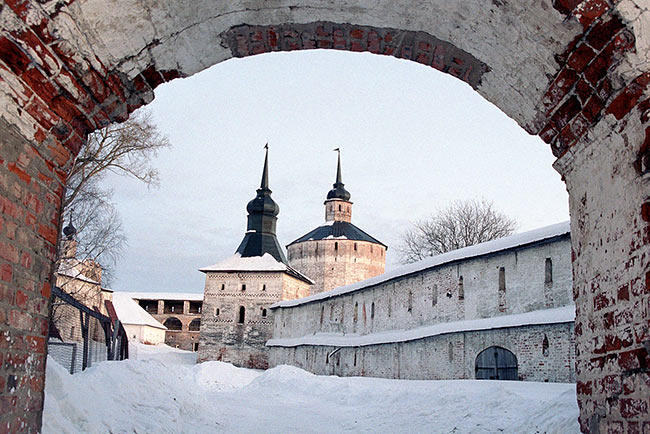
[58, 109, 170, 288]
[397, 199, 517, 264]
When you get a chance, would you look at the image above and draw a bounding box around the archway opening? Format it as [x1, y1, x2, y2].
[475, 346, 518, 381]
[163, 317, 183, 331]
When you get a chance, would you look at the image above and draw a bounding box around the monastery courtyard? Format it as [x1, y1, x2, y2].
[42, 343, 579, 434]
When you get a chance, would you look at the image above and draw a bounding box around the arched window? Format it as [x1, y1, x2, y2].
[335, 242, 338, 251]
[338, 204, 342, 211]
[475, 346, 518, 380]
[261, 308, 267, 317]
[163, 317, 182, 331]
[241, 284, 246, 291]
[498, 267, 506, 311]
[188, 318, 201, 331]
[215, 307, 220, 317]
[238, 306, 245, 324]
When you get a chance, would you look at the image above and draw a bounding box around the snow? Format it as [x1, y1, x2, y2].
[200, 253, 288, 272]
[119, 291, 204, 301]
[42, 343, 579, 433]
[111, 293, 167, 329]
[268, 305, 575, 347]
[199, 252, 314, 284]
[274, 221, 571, 308]
[57, 260, 99, 285]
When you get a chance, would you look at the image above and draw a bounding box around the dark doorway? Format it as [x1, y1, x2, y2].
[475, 346, 518, 380]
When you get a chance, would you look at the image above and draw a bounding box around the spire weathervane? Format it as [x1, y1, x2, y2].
[260, 143, 269, 190]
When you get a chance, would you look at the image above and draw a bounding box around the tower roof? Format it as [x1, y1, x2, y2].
[235, 145, 287, 263]
[326, 149, 351, 201]
[287, 221, 386, 248]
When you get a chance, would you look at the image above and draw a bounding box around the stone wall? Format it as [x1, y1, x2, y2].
[198, 271, 310, 369]
[0, 0, 648, 430]
[275, 234, 572, 341]
[288, 239, 386, 294]
[269, 322, 576, 382]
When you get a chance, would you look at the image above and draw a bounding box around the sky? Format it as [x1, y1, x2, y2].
[102, 49, 569, 294]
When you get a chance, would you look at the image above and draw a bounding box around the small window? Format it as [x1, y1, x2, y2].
[220, 283, 225, 290]
[70, 326, 75, 339]
[407, 290, 413, 312]
[545, 258, 553, 284]
[371, 302, 375, 319]
[335, 242, 338, 251]
[353, 302, 358, 322]
[320, 305, 325, 325]
[238, 306, 245, 324]
[498, 267, 506, 311]
[241, 284, 246, 291]
[215, 308, 220, 316]
[354, 243, 357, 251]
[449, 342, 454, 362]
[261, 308, 267, 317]
[458, 276, 464, 300]
[262, 284, 266, 291]
[353, 352, 357, 367]
[338, 204, 342, 211]
[542, 335, 549, 356]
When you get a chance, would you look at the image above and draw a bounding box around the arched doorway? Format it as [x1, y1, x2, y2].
[475, 346, 518, 381]
[188, 318, 201, 332]
[163, 317, 183, 331]
[0, 1, 648, 430]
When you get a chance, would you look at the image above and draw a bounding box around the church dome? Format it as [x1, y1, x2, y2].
[247, 190, 279, 216]
[327, 183, 351, 201]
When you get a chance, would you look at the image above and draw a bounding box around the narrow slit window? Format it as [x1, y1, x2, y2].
[458, 276, 464, 300]
[261, 308, 267, 317]
[335, 242, 338, 251]
[238, 306, 245, 324]
[220, 283, 225, 291]
[354, 302, 358, 322]
[498, 267, 506, 311]
[262, 284, 266, 291]
[215, 308, 220, 316]
[241, 284, 246, 291]
[371, 302, 375, 319]
[545, 258, 553, 284]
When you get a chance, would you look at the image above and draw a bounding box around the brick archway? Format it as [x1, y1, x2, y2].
[0, 1, 648, 432]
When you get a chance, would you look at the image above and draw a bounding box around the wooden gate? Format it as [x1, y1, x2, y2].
[475, 346, 518, 380]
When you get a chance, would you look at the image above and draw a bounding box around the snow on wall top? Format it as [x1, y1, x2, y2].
[112, 293, 167, 329]
[199, 253, 314, 284]
[120, 291, 204, 301]
[273, 221, 571, 309]
[267, 305, 575, 348]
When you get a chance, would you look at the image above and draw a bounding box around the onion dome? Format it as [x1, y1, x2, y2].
[246, 148, 279, 216]
[62, 215, 77, 240]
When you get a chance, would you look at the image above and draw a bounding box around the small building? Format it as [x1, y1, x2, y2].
[287, 152, 386, 295]
[122, 292, 204, 351]
[197, 148, 312, 369]
[112, 293, 167, 345]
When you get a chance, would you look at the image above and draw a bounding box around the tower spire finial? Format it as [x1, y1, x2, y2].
[260, 143, 269, 190]
[326, 148, 351, 201]
[334, 148, 342, 185]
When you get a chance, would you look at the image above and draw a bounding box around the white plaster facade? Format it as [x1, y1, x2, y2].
[269, 223, 576, 382]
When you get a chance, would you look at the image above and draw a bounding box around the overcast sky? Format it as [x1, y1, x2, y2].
[103, 50, 569, 294]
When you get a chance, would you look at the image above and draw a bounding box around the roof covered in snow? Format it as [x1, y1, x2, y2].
[287, 221, 386, 247]
[121, 291, 204, 301]
[273, 221, 571, 308]
[112, 293, 167, 330]
[200, 253, 313, 284]
[56, 260, 100, 285]
[267, 305, 575, 348]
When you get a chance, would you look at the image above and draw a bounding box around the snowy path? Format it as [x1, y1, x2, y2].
[43, 344, 579, 433]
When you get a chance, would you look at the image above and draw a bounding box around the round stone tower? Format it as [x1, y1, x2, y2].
[287, 151, 386, 295]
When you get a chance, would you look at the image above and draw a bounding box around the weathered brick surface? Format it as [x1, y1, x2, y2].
[0, 0, 647, 430]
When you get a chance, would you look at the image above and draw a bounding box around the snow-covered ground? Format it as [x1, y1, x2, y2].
[43, 343, 579, 433]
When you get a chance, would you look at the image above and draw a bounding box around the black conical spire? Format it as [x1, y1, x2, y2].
[327, 148, 351, 201]
[236, 145, 287, 263]
[260, 143, 269, 190]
